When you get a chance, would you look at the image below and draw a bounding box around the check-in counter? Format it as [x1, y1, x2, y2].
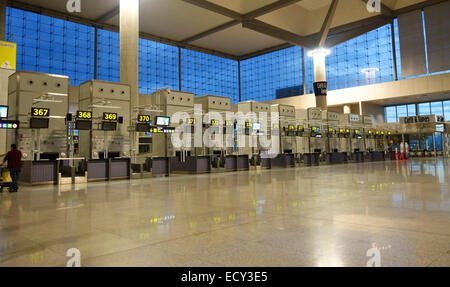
[87, 159, 109, 181]
[170, 156, 211, 174]
[19, 160, 57, 185]
[272, 154, 295, 168]
[304, 153, 320, 166]
[261, 157, 272, 169]
[325, 152, 347, 164]
[110, 158, 130, 180]
[351, 152, 364, 162]
[150, 157, 170, 176]
[369, 151, 385, 162]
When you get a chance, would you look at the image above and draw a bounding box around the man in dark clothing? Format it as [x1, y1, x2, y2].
[1, 144, 22, 193]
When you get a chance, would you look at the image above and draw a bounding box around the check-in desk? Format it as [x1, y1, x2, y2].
[87, 159, 109, 181]
[19, 160, 57, 185]
[303, 153, 320, 166]
[351, 152, 365, 162]
[110, 158, 130, 180]
[148, 157, 170, 176]
[225, 155, 249, 171]
[170, 156, 211, 174]
[325, 152, 347, 164]
[369, 151, 385, 162]
[271, 154, 295, 168]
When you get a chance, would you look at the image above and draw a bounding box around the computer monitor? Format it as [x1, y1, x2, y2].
[0, 105, 8, 119]
[253, 123, 261, 130]
[156, 116, 170, 126]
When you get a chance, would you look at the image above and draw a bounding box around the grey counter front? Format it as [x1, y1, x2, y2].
[87, 159, 109, 181]
[370, 151, 385, 162]
[225, 155, 249, 171]
[303, 153, 320, 166]
[170, 156, 211, 174]
[151, 157, 170, 176]
[272, 154, 296, 168]
[110, 158, 131, 180]
[325, 152, 347, 164]
[19, 160, 57, 185]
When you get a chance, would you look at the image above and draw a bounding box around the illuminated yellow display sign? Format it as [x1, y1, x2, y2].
[329, 128, 333, 132]
[138, 115, 151, 123]
[31, 108, 49, 117]
[273, 124, 279, 129]
[245, 122, 252, 128]
[298, 125, 304, 131]
[0, 41, 16, 70]
[211, 119, 219, 126]
[77, 111, 92, 120]
[339, 128, 344, 133]
[289, 125, 295, 131]
[103, 112, 118, 121]
[188, 118, 195, 125]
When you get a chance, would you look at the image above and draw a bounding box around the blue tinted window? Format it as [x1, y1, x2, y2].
[385, 106, 397, 123]
[181, 49, 238, 103]
[5, 7, 95, 85]
[396, 105, 407, 121]
[407, 104, 416, 116]
[241, 46, 303, 102]
[97, 29, 120, 82]
[326, 24, 395, 90]
[444, 101, 450, 121]
[418, 103, 431, 115]
[430, 101, 443, 116]
[139, 39, 179, 94]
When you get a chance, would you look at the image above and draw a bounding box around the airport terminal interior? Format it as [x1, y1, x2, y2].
[0, 0, 449, 267]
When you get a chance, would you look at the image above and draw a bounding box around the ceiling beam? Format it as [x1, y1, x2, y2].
[242, 19, 314, 49]
[180, 20, 240, 43]
[325, 18, 391, 47]
[361, 0, 394, 17]
[318, 0, 339, 48]
[6, 0, 238, 60]
[181, 0, 304, 43]
[239, 43, 294, 60]
[243, 0, 304, 20]
[181, 0, 243, 20]
[95, 6, 120, 23]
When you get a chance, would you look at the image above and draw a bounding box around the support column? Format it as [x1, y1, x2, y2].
[0, 1, 6, 41]
[120, 0, 139, 161]
[308, 49, 330, 111]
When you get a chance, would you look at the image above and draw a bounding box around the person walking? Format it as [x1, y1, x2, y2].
[1, 144, 22, 193]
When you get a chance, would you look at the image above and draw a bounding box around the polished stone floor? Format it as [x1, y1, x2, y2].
[1, 158, 449, 267]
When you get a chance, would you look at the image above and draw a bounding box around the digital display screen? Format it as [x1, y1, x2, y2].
[316, 134, 322, 138]
[298, 125, 304, 131]
[188, 118, 196, 125]
[103, 112, 118, 121]
[339, 128, 344, 133]
[0, 106, 8, 118]
[226, 121, 234, 127]
[0, 121, 19, 129]
[273, 124, 279, 129]
[381, 132, 384, 135]
[30, 117, 49, 129]
[138, 115, 151, 123]
[211, 119, 219, 126]
[156, 116, 170, 126]
[436, 124, 445, 132]
[346, 129, 350, 133]
[245, 122, 252, 128]
[136, 123, 150, 132]
[77, 111, 92, 120]
[376, 131, 380, 135]
[102, 121, 117, 131]
[329, 128, 333, 132]
[354, 129, 360, 134]
[253, 123, 261, 130]
[288, 125, 295, 131]
[75, 120, 92, 130]
[312, 126, 320, 132]
[368, 130, 372, 134]
[31, 108, 50, 117]
[387, 131, 392, 135]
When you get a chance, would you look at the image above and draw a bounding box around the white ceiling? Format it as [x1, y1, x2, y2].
[9, 0, 431, 57]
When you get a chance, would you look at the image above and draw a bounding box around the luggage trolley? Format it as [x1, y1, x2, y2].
[0, 165, 13, 192]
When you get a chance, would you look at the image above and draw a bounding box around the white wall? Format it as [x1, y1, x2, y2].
[266, 73, 450, 117]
